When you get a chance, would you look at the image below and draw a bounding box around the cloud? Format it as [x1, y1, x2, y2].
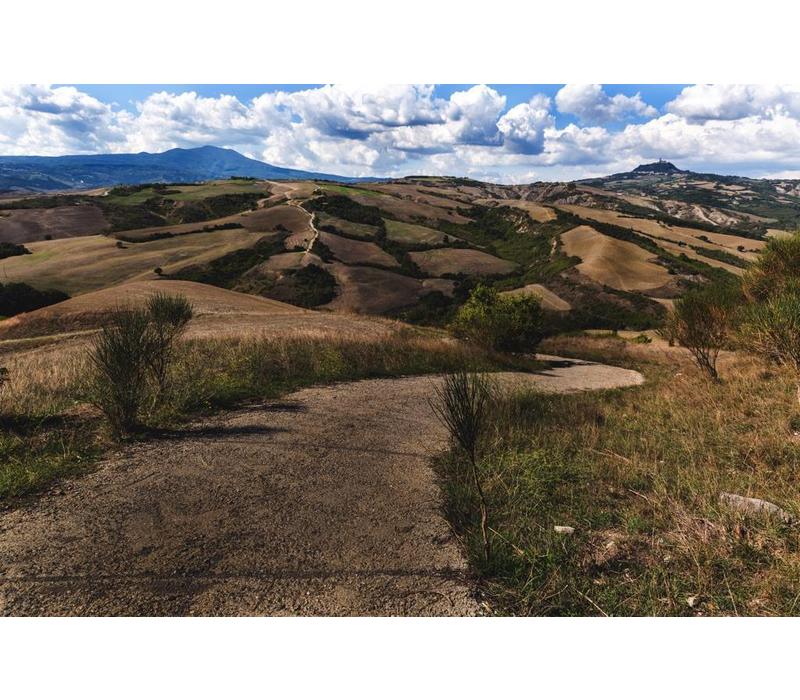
[4, 83, 800, 182]
[0, 84, 127, 155]
[666, 84, 800, 121]
[497, 94, 554, 154]
[555, 84, 657, 124]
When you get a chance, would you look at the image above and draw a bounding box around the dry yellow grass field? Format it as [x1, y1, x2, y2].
[0, 204, 109, 243]
[0, 279, 402, 347]
[0, 229, 267, 296]
[500, 283, 572, 311]
[557, 204, 765, 261]
[561, 225, 673, 292]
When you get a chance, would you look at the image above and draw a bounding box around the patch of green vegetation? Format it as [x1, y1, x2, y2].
[0, 282, 69, 317]
[691, 245, 750, 269]
[0, 242, 31, 260]
[556, 286, 667, 332]
[0, 421, 99, 500]
[383, 219, 444, 245]
[318, 183, 383, 198]
[170, 235, 286, 288]
[257, 264, 338, 308]
[305, 194, 385, 226]
[315, 213, 378, 240]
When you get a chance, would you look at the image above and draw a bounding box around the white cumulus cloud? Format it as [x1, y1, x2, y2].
[555, 84, 657, 124]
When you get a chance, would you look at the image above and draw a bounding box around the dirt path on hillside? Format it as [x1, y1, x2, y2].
[0, 357, 642, 616]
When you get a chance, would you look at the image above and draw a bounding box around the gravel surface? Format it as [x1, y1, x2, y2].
[0, 358, 642, 616]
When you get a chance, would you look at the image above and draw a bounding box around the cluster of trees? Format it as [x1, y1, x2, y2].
[668, 234, 800, 393]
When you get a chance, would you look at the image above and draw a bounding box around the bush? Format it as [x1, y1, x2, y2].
[87, 308, 156, 438]
[450, 284, 544, 353]
[742, 233, 800, 302]
[430, 370, 494, 560]
[667, 283, 740, 380]
[738, 290, 800, 371]
[0, 242, 31, 260]
[145, 293, 194, 395]
[87, 294, 193, 438]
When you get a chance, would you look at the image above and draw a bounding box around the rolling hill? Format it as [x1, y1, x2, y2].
[0, 145, 359, 193]
[3, 160, 800, 340]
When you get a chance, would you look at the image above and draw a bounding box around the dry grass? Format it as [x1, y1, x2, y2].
[500, 284, 571, 312]
[440, 334, 800, 616]
[318, 231, 399, 267]
[409, 248, 518, 277]
[557, 204, 764, 264]
[0, 229, 263, 296]
[561, 224, 673, 292]
[0, 204, 109, 244]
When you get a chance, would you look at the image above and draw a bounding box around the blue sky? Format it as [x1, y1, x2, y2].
[5, 84, 800, 182]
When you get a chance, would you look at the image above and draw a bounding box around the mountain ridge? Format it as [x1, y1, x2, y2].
[0, 145, 362, 193]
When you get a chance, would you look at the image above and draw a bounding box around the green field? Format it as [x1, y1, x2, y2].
[105, 179, 269, 206]
[318, 183, 383, 198]
[383, 218, 445, 245]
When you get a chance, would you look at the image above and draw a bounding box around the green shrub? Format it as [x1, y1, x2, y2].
[738, 290, 800, 372]
[742, 233, 800, 301]
[667, 283, 740, 380]
[87, 308, 156, 438]
[87, 294, 193, 438]
[430, 370, 494, 560]
[145, 293, 194, 395]
[450, 284, 544, 353]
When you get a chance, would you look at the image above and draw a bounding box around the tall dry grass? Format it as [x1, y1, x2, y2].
[439, 334, 800, 615]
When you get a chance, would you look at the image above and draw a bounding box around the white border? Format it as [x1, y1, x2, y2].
[1, 0, 799, 83]
[2, 1, 799, 696]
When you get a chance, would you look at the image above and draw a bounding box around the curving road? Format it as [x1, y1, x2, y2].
[0, 357, 642, 616]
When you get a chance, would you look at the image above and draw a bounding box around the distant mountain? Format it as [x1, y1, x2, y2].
[0, 146, 360, 193]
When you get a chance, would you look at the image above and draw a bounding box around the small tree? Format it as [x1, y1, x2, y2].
[668, 284, 738, 381]
[450, 284, 544, 353]
[430, 370, 494, 561]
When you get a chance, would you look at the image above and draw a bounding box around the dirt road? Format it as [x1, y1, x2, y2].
[0, 358, 642, 616]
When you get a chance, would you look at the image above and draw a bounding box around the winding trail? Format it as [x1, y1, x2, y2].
[0, 357, 642, 616]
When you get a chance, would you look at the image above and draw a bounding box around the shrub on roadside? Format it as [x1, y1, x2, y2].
[430, 370, 495, 561]
[450, 284, 544, 353]
[87, 293, 193, 438]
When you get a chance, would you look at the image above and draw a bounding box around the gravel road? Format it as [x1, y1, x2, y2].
[0, 357, 643, 616]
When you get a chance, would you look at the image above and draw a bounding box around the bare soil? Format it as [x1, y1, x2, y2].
[0, 205, 109, 243]
[0, 358, 642, 616]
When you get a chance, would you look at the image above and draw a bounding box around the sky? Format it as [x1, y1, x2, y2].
[3, 84, 800, 182]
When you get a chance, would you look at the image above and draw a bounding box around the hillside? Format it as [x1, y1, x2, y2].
[0, 145, 358, 193]
[3, 161, 799, 335]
